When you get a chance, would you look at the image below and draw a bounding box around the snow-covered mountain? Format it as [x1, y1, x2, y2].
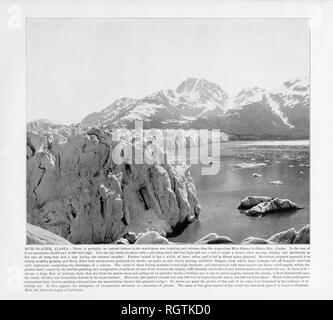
[82, 78, 228, 129]
[81, 77, 309, 139]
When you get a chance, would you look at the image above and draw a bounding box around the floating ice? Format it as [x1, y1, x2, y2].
[232, 162, 267, 169]
[269, 180, 284, 185]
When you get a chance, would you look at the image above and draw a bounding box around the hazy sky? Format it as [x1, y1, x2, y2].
[27, 18, 309, 124]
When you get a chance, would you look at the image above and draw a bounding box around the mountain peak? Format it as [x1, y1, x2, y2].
[234, 87, 266, 107]
[80, 76, 309, 139]
[175, 77, 223, 94]
[283, 76, 309, 89]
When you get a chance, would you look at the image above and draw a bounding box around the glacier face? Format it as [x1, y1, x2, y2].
[26, 122, 201, 244]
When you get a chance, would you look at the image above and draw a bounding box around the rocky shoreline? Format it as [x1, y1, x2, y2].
[27, 222, 309, 245]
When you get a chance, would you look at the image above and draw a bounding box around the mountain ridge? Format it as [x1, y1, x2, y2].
[37, 76, 310, 139]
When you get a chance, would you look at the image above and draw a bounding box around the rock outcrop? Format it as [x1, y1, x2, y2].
[267, 227, 298, 244]
[26, 122, 201, 244]
[134, 231, 171, 244]
[27, 223, 72, 245]
[237, 196, 274, 210]
[238, 196, 303, 217]
[194, 233, 234, 244]
[244, 198, 303, 217]
[26, 224, 309, 245]
[293, 224, 310, 244]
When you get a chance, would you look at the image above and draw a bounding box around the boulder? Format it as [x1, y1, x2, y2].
[245, 198, 302, 216]
[153, 235, 171, 244]
[26, 223, 71, 245]
[115, 238, 130, 244]
[268, 227, 297, 244]
[26, 125, 201, 244]
[134, 231, 170, 244]
[123, 232, 137, 244]
[192, 225, 310, 245]
[237, 196, 273, 209]
[293, 224, 310, 244]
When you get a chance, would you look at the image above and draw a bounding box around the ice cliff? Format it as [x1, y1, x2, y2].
[26, 121, 201, 244]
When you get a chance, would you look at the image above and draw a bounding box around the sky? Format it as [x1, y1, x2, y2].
[27, 18, 309, 124]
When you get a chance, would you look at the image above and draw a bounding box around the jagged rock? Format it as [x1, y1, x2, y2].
[269, 180, 284, 185]
[123, 232, 137, 244]
[194, 233, 234, 244]
[245, 198, 302, 216]
[26, 125, 200, 244]
[237, 196, 273, 209]
[240, 237, 274, 245]
[293, 224, 310, 244]
[26, 223, 71, 245]
[268, 227, 297, 244]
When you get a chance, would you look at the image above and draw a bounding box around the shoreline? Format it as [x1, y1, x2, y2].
[27, 222, 310, 245]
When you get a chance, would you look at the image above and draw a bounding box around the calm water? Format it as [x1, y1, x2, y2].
[169, 140, 310, 244]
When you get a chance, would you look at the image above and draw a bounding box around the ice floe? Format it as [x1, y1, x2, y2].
[269, 180, 284, 185]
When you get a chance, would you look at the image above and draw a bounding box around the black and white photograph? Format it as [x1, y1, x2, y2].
[4, 0, 333, 302]
[26, 18, 310, 245]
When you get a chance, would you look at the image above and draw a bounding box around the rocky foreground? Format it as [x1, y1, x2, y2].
[27, 122, 201, 244]
[27, 223, 310, 245]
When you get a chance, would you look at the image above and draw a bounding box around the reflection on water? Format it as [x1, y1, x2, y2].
[169, 140, 310, 244]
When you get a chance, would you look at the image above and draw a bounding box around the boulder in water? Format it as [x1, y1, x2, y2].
[194, 233, 234, 244]
[237, 196, 273, 209]
[240, 237, 274, 245]
[245, 198, 302, 216]
[123, 232, 137, 244]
